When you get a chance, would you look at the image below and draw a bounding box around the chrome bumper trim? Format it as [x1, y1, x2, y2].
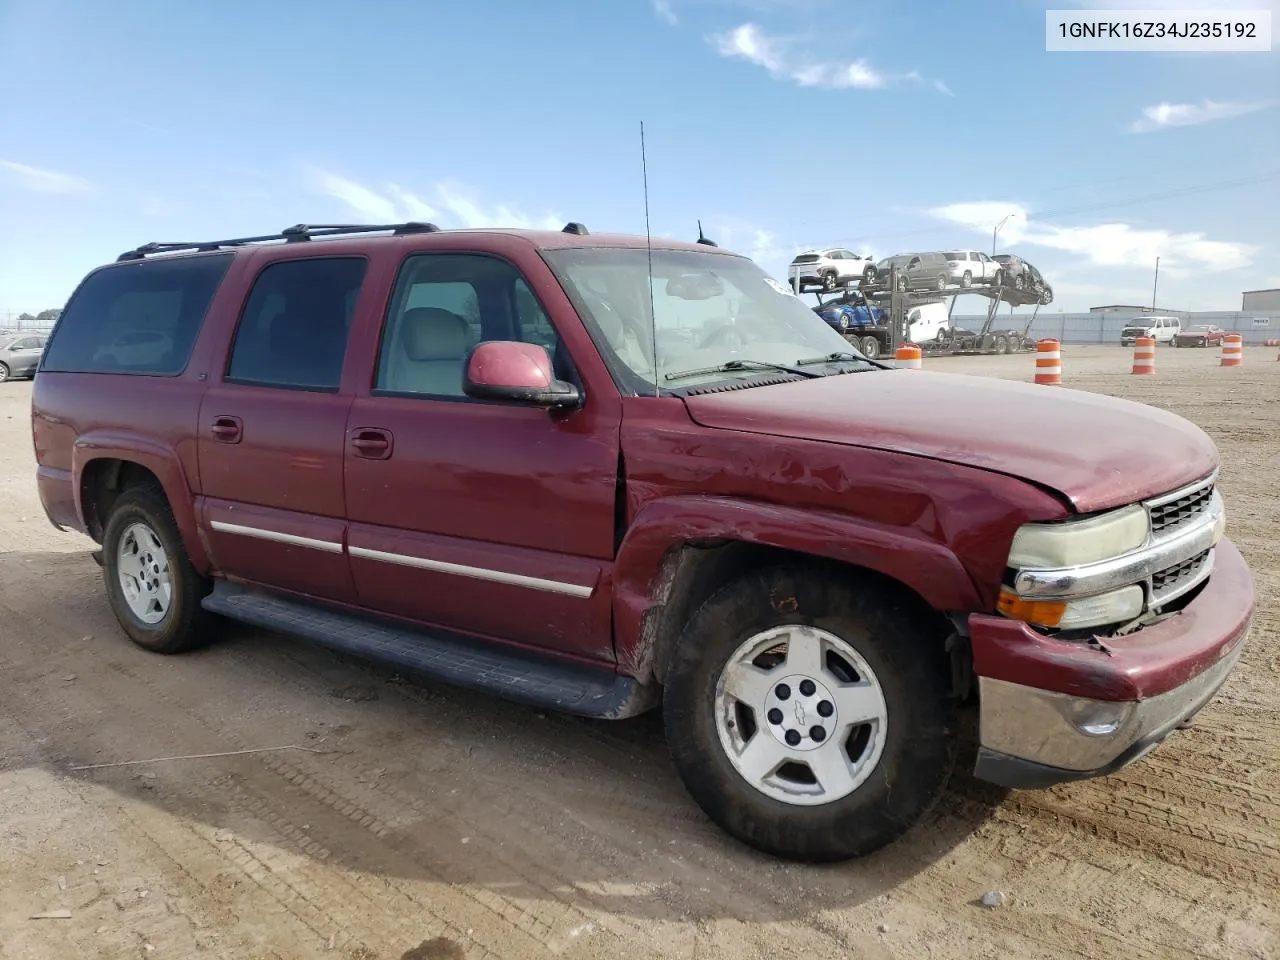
[976, 631, 1247, 773]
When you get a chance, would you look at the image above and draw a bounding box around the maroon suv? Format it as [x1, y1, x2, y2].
[31, 222, 1253, 862]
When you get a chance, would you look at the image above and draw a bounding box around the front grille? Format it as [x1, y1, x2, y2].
[1149, 478, 1215, 536]
[1152, 549, 1210, 595]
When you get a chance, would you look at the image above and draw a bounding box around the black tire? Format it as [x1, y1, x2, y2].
[897, 274, 909, 292]
[995, 335, 1009, 355]
[859, 335, 881, 360]
[862, 265, 877, 284]
[936, 273, 948, 291]
[662, 565, 956, 862]
[821, 271, 836, 292]
[101, 483, 217, 654]
[960, 271, 972, 289]
[0, 362, 9, 383]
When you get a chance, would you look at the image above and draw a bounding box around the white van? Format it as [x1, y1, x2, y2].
[906, 302, 949, 344]
[1120, 315, 1182, 346]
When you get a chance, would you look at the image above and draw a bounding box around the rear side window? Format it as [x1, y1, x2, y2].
[226, 257, 367, 391]
[40, 254, 232, 375]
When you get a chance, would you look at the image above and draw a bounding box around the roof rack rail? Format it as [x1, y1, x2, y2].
[562, 222, 589, 235]
[115, 221, 443, 262]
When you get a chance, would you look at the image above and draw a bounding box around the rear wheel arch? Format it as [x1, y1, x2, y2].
[77, 452, 210, 573]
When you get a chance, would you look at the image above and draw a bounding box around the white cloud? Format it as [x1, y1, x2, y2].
[0, 159, 91, 195]
[313, 170, 399, 221]
[709, 22, 887, 89]
[311, 170, 563, 231]
[652, 0, 678, 25]
[1129, 99, 1275, 132]
[928, 200, 1257, 273]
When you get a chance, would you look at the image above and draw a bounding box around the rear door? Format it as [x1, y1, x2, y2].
[196, 253, 373, 602]
[342, 247, 621, 661]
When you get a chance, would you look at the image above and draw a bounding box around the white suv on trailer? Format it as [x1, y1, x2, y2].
[789, 248, 876, 291]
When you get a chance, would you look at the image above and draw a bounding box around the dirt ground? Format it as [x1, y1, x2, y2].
[1, 344, 1277, 960]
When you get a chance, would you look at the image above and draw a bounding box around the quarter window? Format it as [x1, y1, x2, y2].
[40, 254, 232, 375]
[375, 253, 562, 398]
[226, 257, 367, 391]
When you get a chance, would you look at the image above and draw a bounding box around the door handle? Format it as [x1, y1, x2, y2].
[210, 415, 243, 443]
[350, 427, 393, 460]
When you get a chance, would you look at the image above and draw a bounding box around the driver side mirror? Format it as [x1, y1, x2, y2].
[463, 341, 581, 410]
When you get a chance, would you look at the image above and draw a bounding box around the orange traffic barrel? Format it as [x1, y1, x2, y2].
[1034, 339, 1061, 385]
[1131, 336, 1155, 375]
[1220, 334, 1243, 367]
[895, 342, 922, 370]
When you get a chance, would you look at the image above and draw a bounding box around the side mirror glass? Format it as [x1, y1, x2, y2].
[463, 341, 580, 409]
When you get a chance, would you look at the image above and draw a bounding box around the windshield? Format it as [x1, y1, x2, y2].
[542, 246, 866, 394]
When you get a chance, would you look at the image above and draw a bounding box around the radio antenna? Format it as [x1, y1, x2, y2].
[640, 120, 659, 397]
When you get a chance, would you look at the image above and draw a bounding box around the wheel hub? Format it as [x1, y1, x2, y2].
[763, 674, 836, 752]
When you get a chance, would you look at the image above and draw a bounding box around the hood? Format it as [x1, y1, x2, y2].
[682, 370, 1217, 513]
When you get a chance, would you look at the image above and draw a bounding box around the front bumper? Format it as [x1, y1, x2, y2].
[970, 537, 1253, 789]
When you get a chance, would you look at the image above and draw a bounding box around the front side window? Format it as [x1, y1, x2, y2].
[374, 253, 562, 399]
[543, 246, 865, 395]
[40, 253, 232, 375]
[226, 257, 367, 391]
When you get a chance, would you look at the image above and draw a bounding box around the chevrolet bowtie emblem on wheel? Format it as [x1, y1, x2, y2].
[793, 701, 807, 725]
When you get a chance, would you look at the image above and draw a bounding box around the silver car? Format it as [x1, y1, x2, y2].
[0, 333, 46, 382]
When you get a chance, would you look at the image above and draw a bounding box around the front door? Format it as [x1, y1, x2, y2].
[197, 254, 371, 603]
[343, 251, 621, 662]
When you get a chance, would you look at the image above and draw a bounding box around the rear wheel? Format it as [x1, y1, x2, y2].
[936, 273, 948, 291]
[102, 484, 217, 654]
[663, 566, 955, 862]
[859, 335, 881, 360]
[862, 265, 877, 284]
[960, 271, 972, 288]
[0, 363, 9, 383]
[995, 335, 1009, 354]
[897, 274, 909, 292]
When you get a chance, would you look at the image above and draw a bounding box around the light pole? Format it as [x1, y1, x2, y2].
[1151, 256, 1160, 310]
[992, 213, 1016, 255]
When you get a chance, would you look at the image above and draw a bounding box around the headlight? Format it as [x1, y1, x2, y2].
[1007, 504, 1150, 569]
[998, 584, 1145, 630]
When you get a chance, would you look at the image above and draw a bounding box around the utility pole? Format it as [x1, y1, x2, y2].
[993, 213, 1016, 256]
[1151, 256, 1160, 310]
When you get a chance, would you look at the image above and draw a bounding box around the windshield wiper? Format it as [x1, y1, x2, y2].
[663, 358, 824, 382]
[795, 351, 871, 367]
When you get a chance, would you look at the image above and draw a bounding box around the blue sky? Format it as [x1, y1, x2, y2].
[1, 0, 1277, 318]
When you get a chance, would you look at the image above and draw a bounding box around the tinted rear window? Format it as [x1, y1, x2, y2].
[41, 254, 233, 375]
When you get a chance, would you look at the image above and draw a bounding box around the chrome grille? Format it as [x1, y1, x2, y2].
[1151, 548, 1212, 606]
[1148, 476, 1215, 537]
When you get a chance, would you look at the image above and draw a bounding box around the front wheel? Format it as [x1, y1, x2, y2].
[960, 271, 972, 288]
[102, 484, 217, 654]
[859, 335, 881, 360]
[821, 272, 837, 292]
[662, 566, 956, 862]
[0, 363, 9, 383]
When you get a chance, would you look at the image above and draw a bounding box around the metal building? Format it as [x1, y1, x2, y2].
[1242, 288, 1280, 312]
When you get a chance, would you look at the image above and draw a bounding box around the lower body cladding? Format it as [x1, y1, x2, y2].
[969, 538, 1254, 789]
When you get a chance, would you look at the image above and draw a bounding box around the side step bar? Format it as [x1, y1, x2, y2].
[201, 582, 657, 720]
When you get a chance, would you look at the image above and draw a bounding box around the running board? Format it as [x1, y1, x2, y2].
[201, 582, 656, 720]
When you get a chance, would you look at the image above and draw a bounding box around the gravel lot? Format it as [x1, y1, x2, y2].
[1, 344, 1277, 960]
